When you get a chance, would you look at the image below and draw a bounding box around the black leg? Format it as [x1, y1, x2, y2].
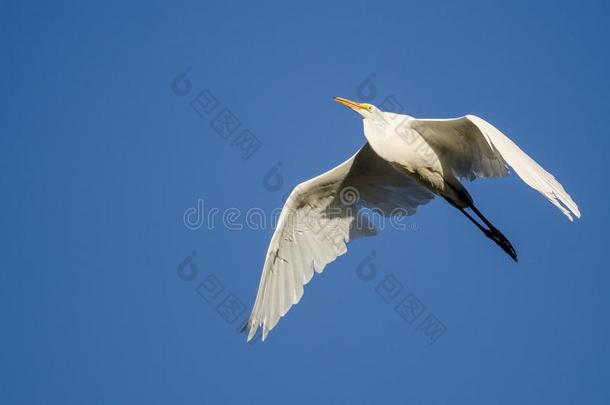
[459, 208, 487, 233]
[455, 205, 518, 262]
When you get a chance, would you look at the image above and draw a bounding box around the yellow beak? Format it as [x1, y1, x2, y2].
[334, 97, 367, 111]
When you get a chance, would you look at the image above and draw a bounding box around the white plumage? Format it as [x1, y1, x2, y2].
[242, 97, 580, 342]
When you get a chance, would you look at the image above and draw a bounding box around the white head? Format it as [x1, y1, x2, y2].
[334, 97, 385, 122]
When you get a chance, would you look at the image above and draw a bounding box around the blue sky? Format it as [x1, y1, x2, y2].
[2, 0, 609, 404]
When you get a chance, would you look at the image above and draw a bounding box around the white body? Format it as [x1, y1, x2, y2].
[363, 113, 457, 201]
[242, 103, 580, 342]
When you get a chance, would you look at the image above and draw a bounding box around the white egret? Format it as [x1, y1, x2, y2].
[242, 97, 580, 341]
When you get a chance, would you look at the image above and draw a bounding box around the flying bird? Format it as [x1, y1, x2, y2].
[242, 97, 580, 341]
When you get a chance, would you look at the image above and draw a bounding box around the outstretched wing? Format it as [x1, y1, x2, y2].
[243, 143, 434, 341]
[410, 115, 580, 221]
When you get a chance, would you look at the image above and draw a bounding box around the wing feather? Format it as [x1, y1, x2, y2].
[243, 144, 434, 341]
[465, 115, 580, 220]
[412, 115, 580, 221]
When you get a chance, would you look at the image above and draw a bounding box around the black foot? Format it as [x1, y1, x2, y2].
[484, 227, 518, 262]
